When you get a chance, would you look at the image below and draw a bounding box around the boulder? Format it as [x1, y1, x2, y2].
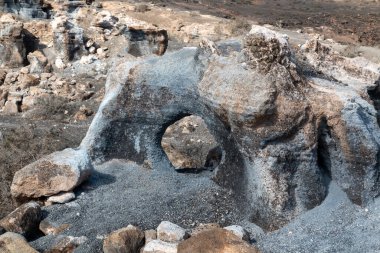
[0, 202, 41, 237]
[103, 225, 144, 253]
[18, 73, 40, 89]
[0, 232, 39, 253]
[177, 228, 259, 253]
[143, 240, 178, 253]
[157, 221, 188, 243]
[11, 148, 92, 201]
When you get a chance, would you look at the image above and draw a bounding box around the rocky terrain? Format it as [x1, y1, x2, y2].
[0, 0, 379, 252]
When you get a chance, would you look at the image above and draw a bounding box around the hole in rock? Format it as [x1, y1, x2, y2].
[368, 81, 380, 126]
[161, 115, 222, 173]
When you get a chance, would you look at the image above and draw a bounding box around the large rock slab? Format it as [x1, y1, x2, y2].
[11, 148, 92, 201]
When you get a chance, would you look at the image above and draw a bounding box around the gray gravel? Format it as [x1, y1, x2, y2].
[31, 159, 243, 252]
[257, 182, 380, 253]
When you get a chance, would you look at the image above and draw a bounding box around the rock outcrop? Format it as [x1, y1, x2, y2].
[10, 25, 380, 231]
[3, 0, 50, 19]
[0, 14, 25, 67]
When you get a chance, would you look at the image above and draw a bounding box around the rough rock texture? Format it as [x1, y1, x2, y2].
[11, 148, 92, 201]
[0, 14, 25, 67]
[103, 225, 144, 253]
[0, 202, 41, 237]
[46, 192, 76, 204]
[157, 221, 188, 243]
[177, 228, 259, 253]
[0, 232, 39, 253]
[39, 219, 70, 236]
[223, 225, 249, 241]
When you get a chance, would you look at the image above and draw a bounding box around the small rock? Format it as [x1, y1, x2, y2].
[18, 73, 40, 88]
[0, 202, 42, 237]
[47, 192, 76, 204]
[39, 220, 70, 235]
[145, 229, 157, 244]
[157, 221, 188, 243]
[46, 235, 88, 253]
[0, 232, 39, 253]
[223, 225, 249, 241]
[27, 51, 51, 73]
[103, 225, 144, 253]
[143, 240, 178, 253]
[85, 39, 95, 48]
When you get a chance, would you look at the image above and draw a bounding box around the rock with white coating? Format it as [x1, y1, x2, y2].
[143, 240, 178, 253]
[47, 192, 76, 204]
[223, 225, 249, 241]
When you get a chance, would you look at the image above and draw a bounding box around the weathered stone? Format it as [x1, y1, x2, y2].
[145, 229, 157, 244]
[178, 228, 259, 253]
[46, 192, 75, 204]
[11, 148, 93, 201]
[27, 51, 51, 74]
[143, 240, 178, 253]
[93, 11, 119, 29]
[46, 235, 87, 253]
[223, 225, 249, 241]
[157, 221, 188, 243]
[0, 202, 41, 236]
[103, 225, 144, 253]
[3, 0, 50, 19]
[39, 220, 70, 236]
[0, 232, 39, 253]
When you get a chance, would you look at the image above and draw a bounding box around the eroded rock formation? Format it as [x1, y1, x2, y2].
[10, 25, 380, 231]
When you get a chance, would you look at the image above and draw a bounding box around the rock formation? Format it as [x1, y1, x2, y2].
[2, 0, 50, 19]
[0, 14, 25, 67]
[10, 25, 380, 231]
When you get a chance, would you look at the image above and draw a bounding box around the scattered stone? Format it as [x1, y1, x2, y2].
[89, 46, 96, 54]
[0, 202, 41, 236]
[157, 221, 188, 243]
[178, 228, 259, 253]
[20, 67, 29, 74]
[74, 105, 94, 121]
[11, 148, 93, 201]
[103, 225, 144, 253]
[223, 225, 249, 241]
[0, 232, 39, 253]
[143, 240, 178, 253]
[55, 58, 66, 69]
[46, 192, 76, 204]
